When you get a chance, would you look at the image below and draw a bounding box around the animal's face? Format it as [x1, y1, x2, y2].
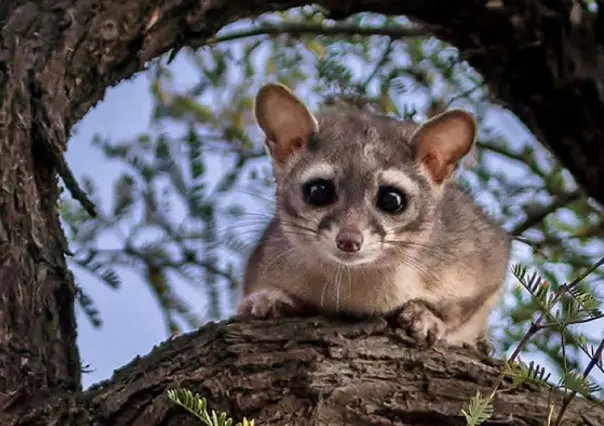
[253, 83, 476, 268]
[275, 110, 436, 267]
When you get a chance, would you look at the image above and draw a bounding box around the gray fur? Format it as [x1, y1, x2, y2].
[239, 96, 511, 348]
[277, 107, 432, 250]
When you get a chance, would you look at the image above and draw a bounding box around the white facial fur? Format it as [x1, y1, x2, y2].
[299, 161, 335, 183]
[278, 156, 431, 270]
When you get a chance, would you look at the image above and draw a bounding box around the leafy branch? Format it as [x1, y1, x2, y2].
[555, 338, 604, 425]
[207, 22, 429, 45]
[509, 191, 583, 236]
[508, 257, 604, 364]
[462, 256, 604, 425]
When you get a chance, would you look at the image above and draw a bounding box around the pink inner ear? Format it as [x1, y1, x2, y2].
[422, 152, 445, 183]
[422, 149, 462, 184]
[414, 112, 475, 184]
[271, 135, 306, 165]
[255, 84, 318, 167]
[291, 136, 304, 151]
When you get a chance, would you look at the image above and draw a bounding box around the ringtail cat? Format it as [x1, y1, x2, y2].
[236, 83, 511, 348]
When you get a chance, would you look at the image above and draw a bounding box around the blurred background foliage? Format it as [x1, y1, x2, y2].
[60, 7, 604, 394]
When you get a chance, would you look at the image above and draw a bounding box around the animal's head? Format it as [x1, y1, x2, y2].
[254, 83, 476, 267]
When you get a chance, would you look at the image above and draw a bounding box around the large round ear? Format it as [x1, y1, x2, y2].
[254, 83, 318, 167]
[409, 109, 477, 185]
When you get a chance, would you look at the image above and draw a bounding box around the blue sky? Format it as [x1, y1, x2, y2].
[67, 56, 199, 387]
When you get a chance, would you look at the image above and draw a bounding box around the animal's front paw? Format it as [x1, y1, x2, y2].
[237, 289, 301, 319]
[474, 334, 494, 356]
[395, 300, 446, 347]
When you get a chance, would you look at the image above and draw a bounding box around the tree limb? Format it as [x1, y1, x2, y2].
[207, 21, 428, 44]
[509, 191, 583, 236]
[5, 317, 604, 425]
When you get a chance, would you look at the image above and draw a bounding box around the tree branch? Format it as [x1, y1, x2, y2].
[207, 21, 429, 44]
[4, 317, 604, 425]
[555, 337, 604, 425]
[509, 191, 583, 236]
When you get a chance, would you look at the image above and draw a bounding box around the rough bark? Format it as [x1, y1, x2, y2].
[4, 317, 604, 425]
[1, 0, 603, 425]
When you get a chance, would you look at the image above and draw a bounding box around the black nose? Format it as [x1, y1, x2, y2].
[336, 227, 363, 253]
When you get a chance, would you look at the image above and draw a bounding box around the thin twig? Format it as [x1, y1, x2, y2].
[554, 338, 604, 426]
[564, 255, 604, 292]
[512, 256, 604, 366]
[476, 141, 547, 180]
[445, 83, 485, 107]
[509, 191, 582, 236]
[27, 69, 97, 217]
[99, 247, 240, 289]
[206, 22, 430, 45]
[539, 312, 604, 328]
[507, 321, 540, 363]
[56, 155, 97, 217]
[510, 256, 604, 373]
[489, 256, 604, 411]
[361, 38, 394, 90]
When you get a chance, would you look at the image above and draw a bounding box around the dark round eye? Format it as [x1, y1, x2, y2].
[377, 186, 407, 214]
[302, 179, 336, 206]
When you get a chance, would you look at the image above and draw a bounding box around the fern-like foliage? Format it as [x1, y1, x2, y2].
[506, 262, 604, 425]
[558, 371, 602, 398]
[461, 390, 494, 426]
[503, 359, 552, 388]
[167, 388, 255, 426]
[512, 264, 603, 326]
[512, 264, 556, 314]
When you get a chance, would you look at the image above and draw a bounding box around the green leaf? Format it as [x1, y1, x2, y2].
[167, 389, 255, 426]
[306, 39, 325, 59]
[461, 390, 493, 426]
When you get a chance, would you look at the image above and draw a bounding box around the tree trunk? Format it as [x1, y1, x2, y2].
[0, 1, 603, 425]
[2, 317, 603, 425]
